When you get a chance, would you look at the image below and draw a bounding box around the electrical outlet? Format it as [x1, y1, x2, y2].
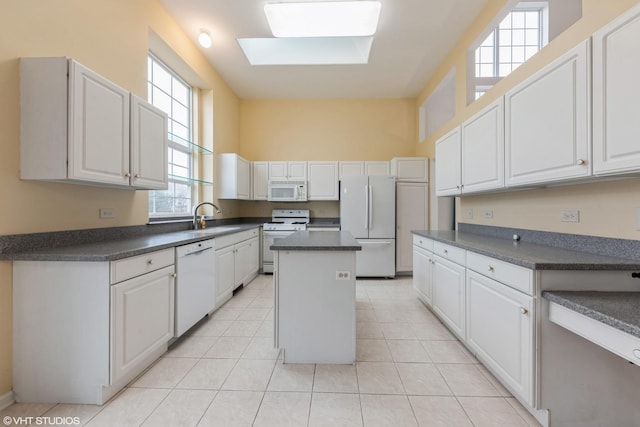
[465, 208, 473, 219]
[483, 209, 493, 219]
[560, 210, 580, 223]
[99, 208, 115, 219]
[335, 271, 351, 280]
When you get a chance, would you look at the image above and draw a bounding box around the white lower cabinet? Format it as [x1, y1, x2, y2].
[110, 265, 175, 385]
[466, 270, 534, 406]
[413, 245, 433, 306]
[432, 255, 466, 340]
[12, 248, 175, 405]
[215, 230, 260, 307]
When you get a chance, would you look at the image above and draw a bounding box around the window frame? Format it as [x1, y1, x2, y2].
[147, 53, 197, 219]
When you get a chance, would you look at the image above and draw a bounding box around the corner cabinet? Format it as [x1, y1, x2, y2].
[218, 153, 251, 200]
[20, 57, 167, 190]
[307, 161, 339, 200]
[13, 248, 175, 405]
[593, 4, 640, 176]
[505, 40, 591, 187]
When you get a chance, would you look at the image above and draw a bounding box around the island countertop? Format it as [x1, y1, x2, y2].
[270, 231, 361, 251]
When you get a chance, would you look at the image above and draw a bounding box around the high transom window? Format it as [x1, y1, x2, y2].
[472, 2, 548, 100]
[147, 54, 194, 217]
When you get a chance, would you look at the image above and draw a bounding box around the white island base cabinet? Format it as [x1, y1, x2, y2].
[13, 248, 175, 405]
[275, 250, 356, 364]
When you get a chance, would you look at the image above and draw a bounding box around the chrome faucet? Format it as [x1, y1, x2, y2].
[193, 202, 222, 229]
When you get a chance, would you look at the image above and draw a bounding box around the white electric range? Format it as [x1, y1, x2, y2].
[262, 209, 309, 273]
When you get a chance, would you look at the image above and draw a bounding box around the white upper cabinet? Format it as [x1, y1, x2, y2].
[252, 161, 269, 200]
[364, 161, 390, 176]
[307, 161, 339, 200]
[505, 40, 591, 187]
[339, 161, 365, 179]
[218, 153, 251, 199]
[390, 157, 429, 182]
[435, 127, 462, 196]
[461, 97, 505, 193]
[130, 95, 168, 190]
[593, 4, 640, 176]
[20, 57, 167, 190]
[269, 161, 307, 181]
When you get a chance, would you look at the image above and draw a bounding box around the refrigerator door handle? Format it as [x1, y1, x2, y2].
[368, 184, 373, 230]
[364, 185, 369, 230]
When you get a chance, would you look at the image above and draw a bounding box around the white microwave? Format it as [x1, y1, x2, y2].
[268, 180, 307, 202]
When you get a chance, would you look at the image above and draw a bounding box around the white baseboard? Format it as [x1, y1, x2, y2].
[0, 390, 14, 411]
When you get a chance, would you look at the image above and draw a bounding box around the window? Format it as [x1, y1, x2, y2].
[471, 2, 548, 100]
[147, 54, 194, 217]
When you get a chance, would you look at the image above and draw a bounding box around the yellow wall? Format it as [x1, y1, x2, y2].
[0, 0, 241, 397]
[237, 98, 417, 218]
[417, 0, 640, 239]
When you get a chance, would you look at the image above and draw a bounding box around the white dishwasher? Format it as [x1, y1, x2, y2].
[175, 239, 216, 337]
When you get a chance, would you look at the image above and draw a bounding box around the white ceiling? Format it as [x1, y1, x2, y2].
[158, 0, 489, 99]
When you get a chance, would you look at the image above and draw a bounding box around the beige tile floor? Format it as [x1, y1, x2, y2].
[1, 275, 541, 427]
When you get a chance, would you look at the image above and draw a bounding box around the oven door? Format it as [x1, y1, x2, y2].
[262, 230, 295, 273]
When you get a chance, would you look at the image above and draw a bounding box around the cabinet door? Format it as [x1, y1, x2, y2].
[339, 161, 365, 178]
[308, 161, 339, 200]
[69, 60, 130, 186]
[246, 237, 260, 279]
[505, 40, 590, 186]
[130, 95, 168, 190]
[462, 98, 504, 193]
[234, 240, 252, 286]
[391, 158, 429, 182]
[413, 246, 433, 306]
[252, 162, 269, 200]
[236, 156, 251, 199]
[215, 245, 236, 306]
[287, 161, 308, 181]
[111, 266, 175, 384]
[268, 161, 288, 180]
[435, 127, 462, 196]
[432, 256, 465, 340]
[593, 4, 640, 175]
[365, 161, 389, 176]
[466, 270, 534, 405]
[397, 182, 428, 272]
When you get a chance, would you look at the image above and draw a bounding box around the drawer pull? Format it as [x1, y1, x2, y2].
[520, 307, 528, 315]
[577, 159, 586, 165]
[444, 249, 448, 255]
[488, 266, 495, 272]
[147, 259, 154, 265]
[171, 273, 177, 278]
[633, 349, 640, 359]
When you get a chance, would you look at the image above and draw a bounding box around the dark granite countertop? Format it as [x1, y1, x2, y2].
[542, 291, 640, 339]
[9, 224, 261, 262]
[271, 231, 361, 251]
[412, 230, 640, 270]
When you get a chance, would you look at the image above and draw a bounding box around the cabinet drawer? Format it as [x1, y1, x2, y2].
[110, 248, 174, 284]
[466, 252, 533, 295]
[413, 235, 433, 251]
[216, 228, 259, 249]
[433, 242, 465, 265]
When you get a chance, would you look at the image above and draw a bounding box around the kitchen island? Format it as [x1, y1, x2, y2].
[271, 231, 361, 364]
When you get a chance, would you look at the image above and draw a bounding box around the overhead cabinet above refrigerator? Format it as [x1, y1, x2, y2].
[340, 175, 396, 278]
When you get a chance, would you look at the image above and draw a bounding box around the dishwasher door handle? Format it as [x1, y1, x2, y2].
[184, 246, 214, 256]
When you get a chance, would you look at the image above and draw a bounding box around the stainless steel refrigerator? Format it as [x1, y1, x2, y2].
[340, 175, 396, 277]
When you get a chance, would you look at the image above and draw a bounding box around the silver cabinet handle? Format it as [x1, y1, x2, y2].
[134, 173, 140, 178]
[577, 159, 586, 165]
[520, 307, 528, 315]
[147, 259, 153, 265]
[444, 249, 448, 255]
[171, 273, 177, 278]
[125, 172, 131, 178]
[488, 266, 494, 272]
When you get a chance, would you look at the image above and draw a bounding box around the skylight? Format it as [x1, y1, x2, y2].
[264, 1, 382, 37]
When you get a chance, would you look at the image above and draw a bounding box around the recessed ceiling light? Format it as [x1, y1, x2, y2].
[264, 1, 382, 38]
[198, 30, 212, 48]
